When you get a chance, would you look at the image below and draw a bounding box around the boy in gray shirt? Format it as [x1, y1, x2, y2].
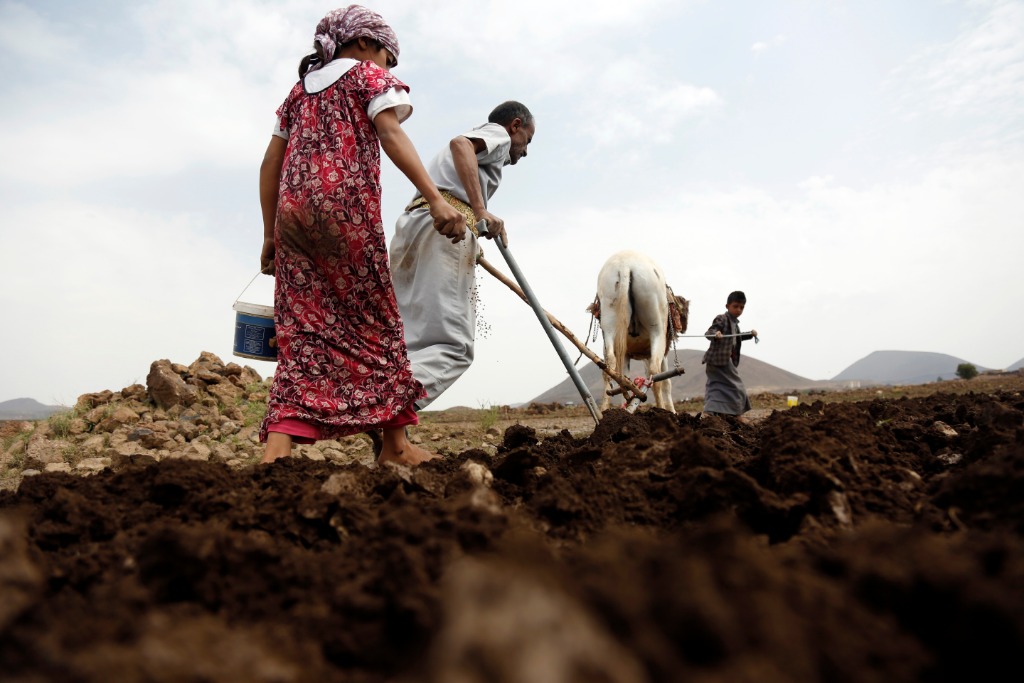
[703, 291, 758, 416]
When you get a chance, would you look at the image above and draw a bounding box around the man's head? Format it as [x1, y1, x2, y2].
[488, 101, 535, 165]
[726, 290, 746, 318]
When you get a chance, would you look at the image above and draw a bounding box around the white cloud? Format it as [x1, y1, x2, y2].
[0, 201, 259, 404]
[0, 2, 77, 62]
[393, 0, 716, 151]
[573, 55, 722, 149]
[0, 0, 706, 185]
[399, 0, 675, 54]
[1, 67, 275, 185]
[797, 175, 835, 191]
[890, 0, 1024, 120]
[751, 34, 787, 55]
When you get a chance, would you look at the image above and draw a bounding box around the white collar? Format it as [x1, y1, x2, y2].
[303, 58, 359, 94]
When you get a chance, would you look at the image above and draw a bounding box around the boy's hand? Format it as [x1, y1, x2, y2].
[430, 202, 466, 243]
[750, 329, 758, 337]
[715, 331, 723, 339]
[476, 209, 507, 247]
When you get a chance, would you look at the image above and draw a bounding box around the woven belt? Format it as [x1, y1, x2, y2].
[405, 190, 479, 237]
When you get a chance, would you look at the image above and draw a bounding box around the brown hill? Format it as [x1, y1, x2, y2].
[528, 350, 844, 406]
[0, 398, 65, 420]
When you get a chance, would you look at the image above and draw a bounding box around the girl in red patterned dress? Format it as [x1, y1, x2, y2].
[257, 6, 465, 465]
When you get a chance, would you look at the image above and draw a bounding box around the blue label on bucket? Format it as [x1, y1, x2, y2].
[233, 312, 277, 361]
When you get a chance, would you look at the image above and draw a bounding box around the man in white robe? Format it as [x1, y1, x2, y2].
[390, 101, 536, 409]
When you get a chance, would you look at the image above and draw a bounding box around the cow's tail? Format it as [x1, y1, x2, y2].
[612, 266, 633, 371]
[628, 269, 641, 337]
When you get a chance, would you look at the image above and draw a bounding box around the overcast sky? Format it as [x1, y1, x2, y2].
[2, 0, 1022, 410]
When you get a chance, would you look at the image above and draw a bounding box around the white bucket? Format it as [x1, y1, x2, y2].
[232, 301, 277, 362]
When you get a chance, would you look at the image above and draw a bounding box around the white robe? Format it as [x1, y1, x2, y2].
[389, 123, 512, 408]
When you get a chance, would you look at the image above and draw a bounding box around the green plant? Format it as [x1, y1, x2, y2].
[477, 402, 500, 431]
[47, 409, 76, 438]
[5, 450, 27, 474]
[61, 443, 86, 467]
[242, 380, 269, 400]
[2, 428, 32, 454]
[240, 450, 263, 466]
[77, 402, 114, 432]
[956, 363, 978, 380]
[233, 382, 270, 428]
[241, 398, 268, 428]
[4, 435, 29, 468]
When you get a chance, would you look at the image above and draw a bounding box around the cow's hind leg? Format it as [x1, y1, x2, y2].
[598, 311, 620, 412]
[647, 329, 675, 412]
[656, 356, 676, 413]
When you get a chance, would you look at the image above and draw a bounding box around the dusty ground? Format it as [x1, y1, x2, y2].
[1, 373, 1022, 682]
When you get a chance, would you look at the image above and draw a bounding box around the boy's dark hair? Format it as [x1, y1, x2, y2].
[488, 101, 534, 127]
[727, 290, 746, 304]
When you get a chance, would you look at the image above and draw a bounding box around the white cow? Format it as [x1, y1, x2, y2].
[589, 251, 689, 413]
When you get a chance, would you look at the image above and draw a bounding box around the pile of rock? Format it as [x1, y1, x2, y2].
[0, 352, 374, 482]
[522, 401, 564, 415]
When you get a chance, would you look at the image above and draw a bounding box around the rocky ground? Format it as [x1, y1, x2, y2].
[1, 354, 1022, 682]
[3, 353, 1018, 490]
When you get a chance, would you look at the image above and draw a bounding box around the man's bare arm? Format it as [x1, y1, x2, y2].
[451, 135, 507, 246]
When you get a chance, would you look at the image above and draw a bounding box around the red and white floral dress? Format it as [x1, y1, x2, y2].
[260, 60, 424, 443]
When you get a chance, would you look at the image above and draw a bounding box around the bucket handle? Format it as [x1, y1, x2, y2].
[234, 271, 268, 307]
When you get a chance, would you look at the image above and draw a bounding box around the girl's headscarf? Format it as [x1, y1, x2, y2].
[309, 5, 400, 71]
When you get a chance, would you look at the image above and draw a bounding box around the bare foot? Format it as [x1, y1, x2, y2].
[377, 441, 440, 467]
[262, 433, 293, 464]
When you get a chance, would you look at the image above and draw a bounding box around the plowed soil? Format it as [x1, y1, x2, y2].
[2, 381, 1023, 682]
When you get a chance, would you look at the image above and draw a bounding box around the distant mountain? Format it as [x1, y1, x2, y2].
[528, 350, 840, 406]
[1008, 357, 1024, 372]
[0, 398, 67, 420]
[832, 350, 985, 385]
